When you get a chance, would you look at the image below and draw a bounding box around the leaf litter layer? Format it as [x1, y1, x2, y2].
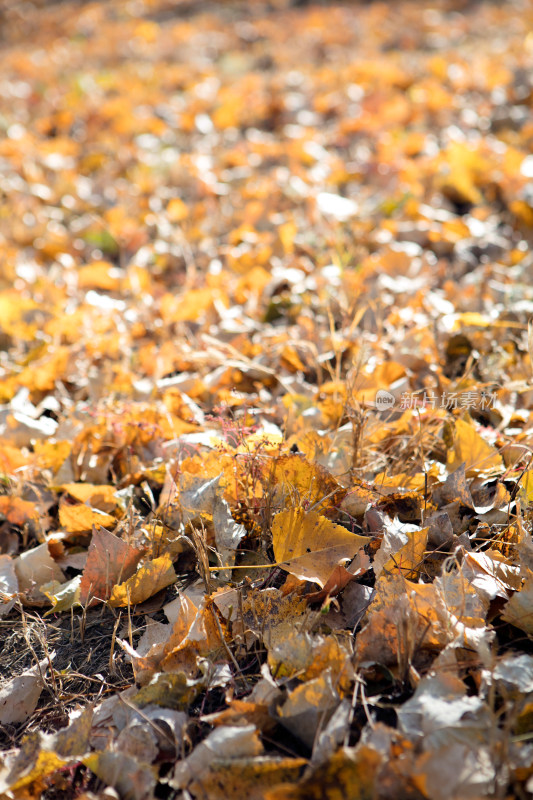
[1, 0, 533, 797]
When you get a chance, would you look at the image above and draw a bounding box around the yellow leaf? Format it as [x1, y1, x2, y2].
[267, 627, 353, 685]
[279, 220, 297, 253]
[351, 361, 406, 404]
[265, 745, 381, 800]
[61, 483, 119, 512]
[18, 346, 70, 393]
[382, 527, 428, 580]
[243, 430, 284, 453]
[10, 751, 69, 793]
[438, 141, 486, 205]
[33, 440, 71, 473]
[519, 469, 533, 504]
[109, 555, 177, 606]
[272, 507, 368, 563]
[268, 454, 343, 513]
[280, 345, 307, 373]
[234, 265, 271, 304]
[447, 417, 503, 476]
[374, 467, 440, 491]
[78, 260, 122, 291]
[59, 502, 116, 533]
[446, 312, 491, 330]
[190, 756, 306, 800]
[167, 197, 189, 222]
[0, 290, 39, 340]
[272, 508, 369, 588]
[282, 545, 368, 589]
[42, 575, 82, 614]
[160, 288, 220, 323]
[277, 672, 340, 747]
[132, 672, 200, 710]
[0, 444, 28, 474]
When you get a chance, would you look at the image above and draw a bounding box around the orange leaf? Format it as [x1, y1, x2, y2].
[167, 197, 189, 222]
[0, 496, 38, 526]
[59, 502, 116, 534]
[78, 261, 122, 291]
[0, 445, 28, 474]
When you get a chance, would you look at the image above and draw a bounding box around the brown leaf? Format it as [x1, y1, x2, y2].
[79, 528, 144, 605]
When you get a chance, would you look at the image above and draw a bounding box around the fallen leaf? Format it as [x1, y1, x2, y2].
[0, 554, 18, 616]
[378, 526, 429, 580]
[109, 554, 177, 606]
[447, 418, 503, 476]
[189, 756, 307, 800]
[14, 543, 65, 602]
[265, 744, 381, 800]
[171, 725, 263, 791]
[59, 501, 117, 533]
[273, 508, 368, 563]
[0, 656, 53, 724]
[0, 496, 38, 526]
[61, 482, 120, 512]
[268, 455, 344, 513]
[83, 751, 156, 800]
[42, 575, 82, 613]
[277, 671, 340, 748]
[502, 569, 533, 635]
[80, 527, 144, 605]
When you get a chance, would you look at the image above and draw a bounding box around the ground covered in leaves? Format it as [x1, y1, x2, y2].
[1, 0, 533, 797]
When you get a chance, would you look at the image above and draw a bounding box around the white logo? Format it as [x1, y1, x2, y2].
[375, 390, 395, 409]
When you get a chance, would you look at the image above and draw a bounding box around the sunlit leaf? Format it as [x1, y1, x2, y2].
[109, 554, 177, 607]
[446, 418, 503, 476]
[272, 508, 369, 586]
[0, 496, 38, 526]
[59, 501, 117, 533]
[79, 527, 144, 605]
[502, 570, 533, 636]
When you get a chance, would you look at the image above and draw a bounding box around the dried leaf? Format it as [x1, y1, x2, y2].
[0, 496, 38, 526]
[109, 554, 177, 607]
[0, 554, 18, 616]
[61, 482, 120, 511]
[41, 575, 82, 613]
[278, 671, 340, 748]
[83, 751, 156, 800]
[59, 501, 117, 534]
[265, 745, 381, 800]
[447, 418, 503, 476]
[273, 508, 367, 563]
[0, 657, 51, 724]
[171, 725, 263, 790]
[502, 569, 533, 635]
[14, 543, 65, 602]
[80, 528, 144, 605]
